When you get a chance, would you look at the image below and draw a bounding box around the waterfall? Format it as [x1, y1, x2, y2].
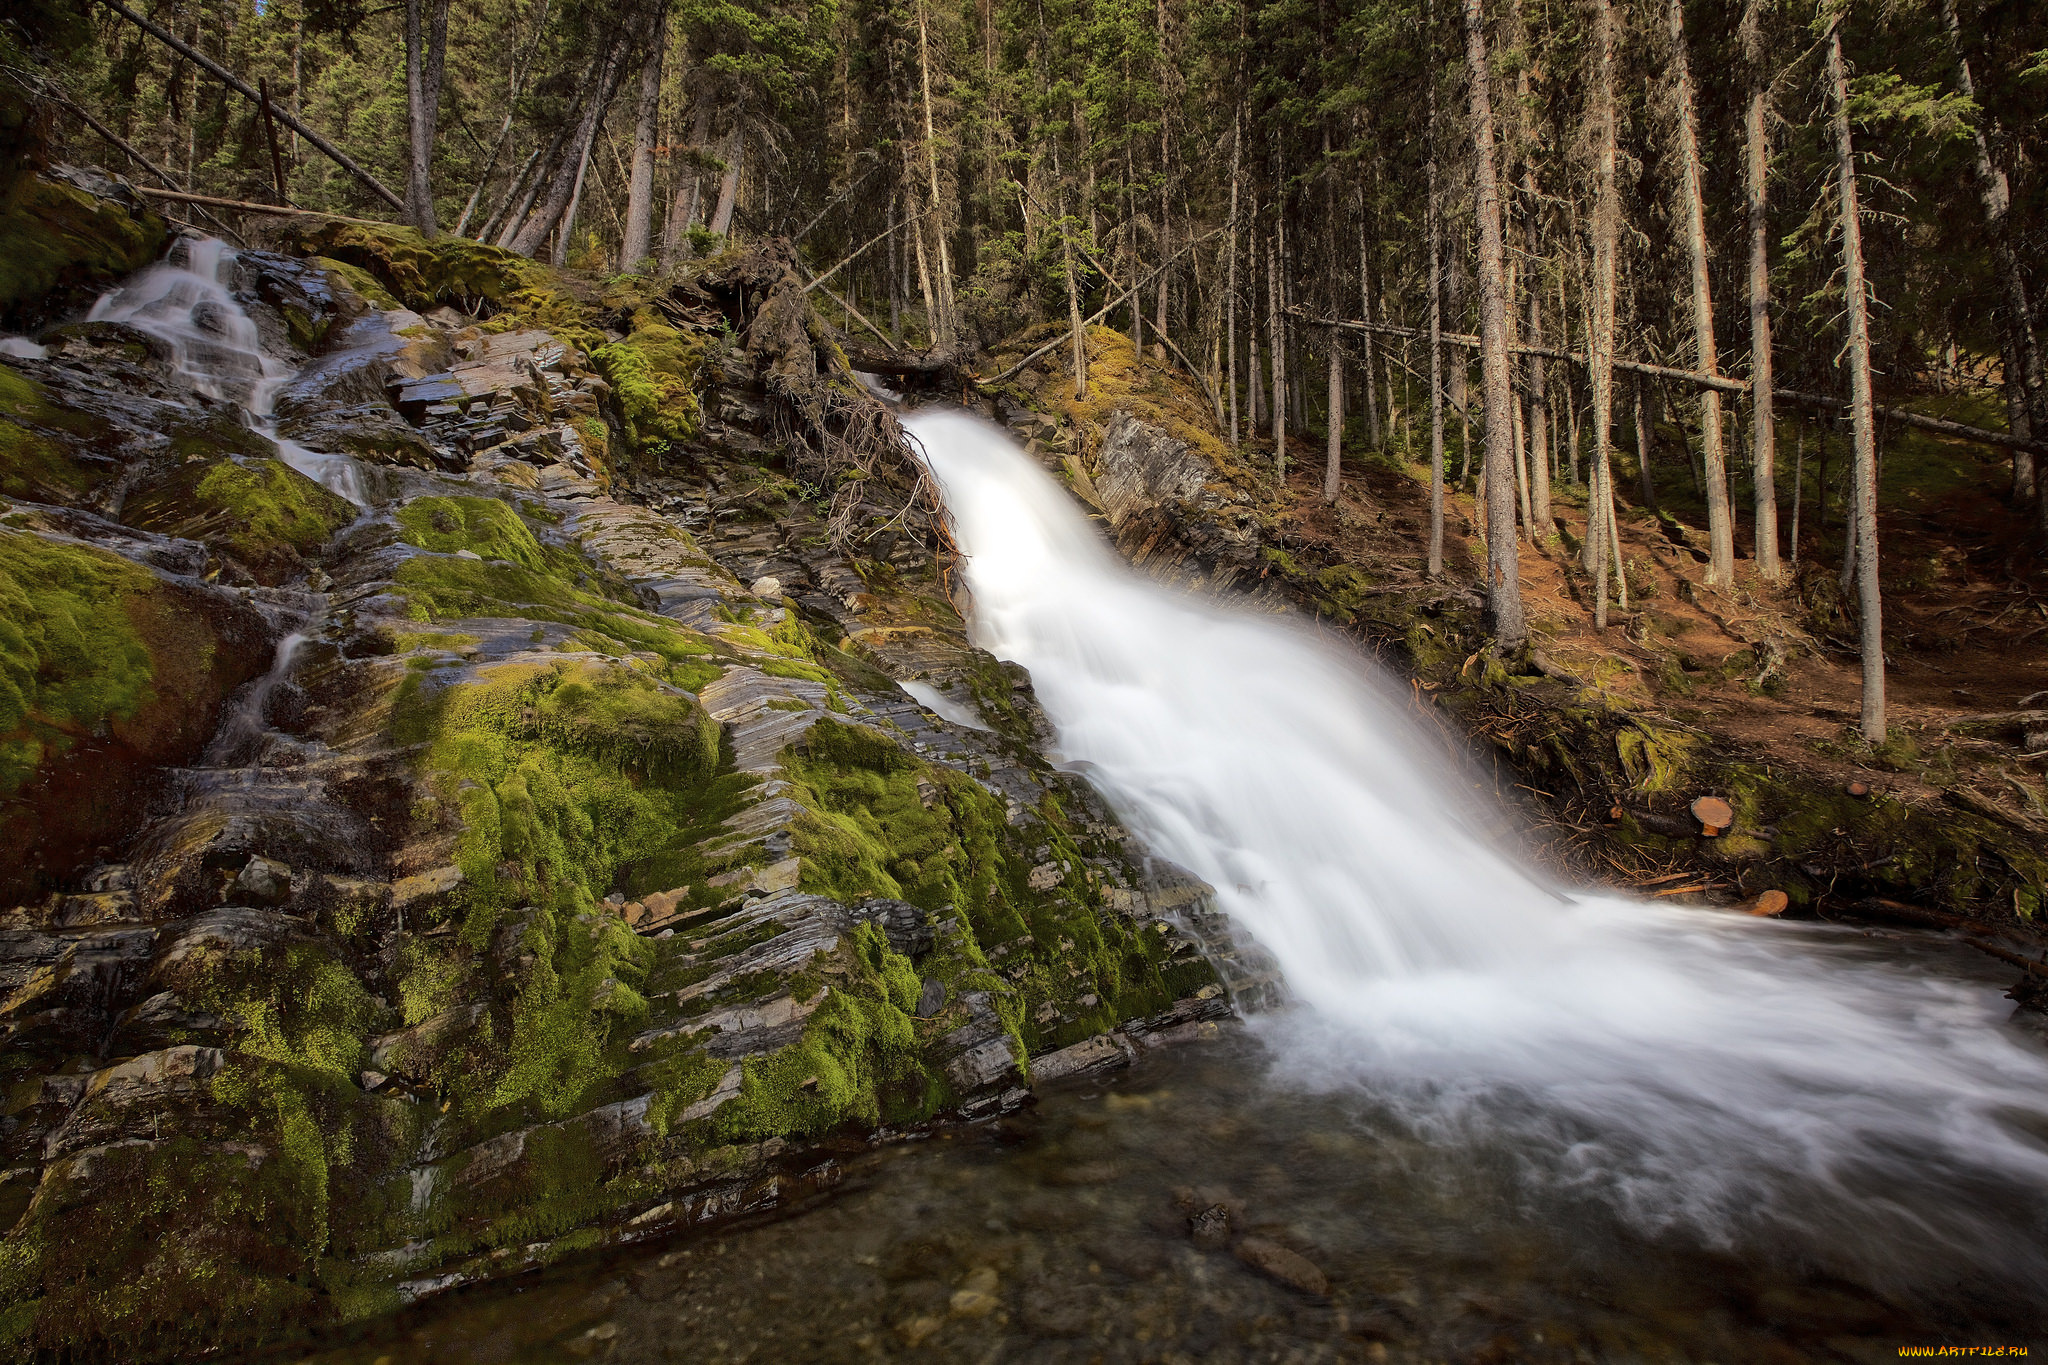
[910, 408, 2048, 1287]
[88, 237, 367, 506]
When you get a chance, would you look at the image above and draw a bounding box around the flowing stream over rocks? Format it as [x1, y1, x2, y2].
[88, 237, 368, 505]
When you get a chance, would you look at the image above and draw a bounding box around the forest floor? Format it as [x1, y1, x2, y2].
[1267, 386, 2048, 842]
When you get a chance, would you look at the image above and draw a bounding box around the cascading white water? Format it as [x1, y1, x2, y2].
[88, 237, 367, 505]
[910, 408, 2048, 1292]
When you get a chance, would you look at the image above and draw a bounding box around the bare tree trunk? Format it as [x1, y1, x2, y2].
[1514, 44, 1552, 539]
[1060, 178, 1086, 398]
[1589, 0, 1620, 627]
[1463, 0, 1526, 644]
[621, 15, 667, 271]
[1633, 378, 1657, 510]
[1741, 0, 1780, 578]
[1941, 0, 2043, 514]
[1324, 328, 1344, 503]
[553, 138, 592, 267]
[1226, 118, 1241, 446]
[1427, 32, 1445, 579]
[1358, 216, 1383, 449]
[708, 122, 744, 235]
[660, 98, 713, 270]
[915, 0, 956, 344]
[1268, 225, 1287, 480]
[1667, 0, 1735, 585]
[404, 0, 453, 233]
[1827, 24, 1886, 743]
[1789, 426, 1804, 567]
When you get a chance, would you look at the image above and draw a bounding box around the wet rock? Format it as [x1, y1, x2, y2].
[1033, 1032, 1135, 1084]
[1233, 1236, 1329, 1296]
[232, 856, 293, 906]
[1092, 410, 1211, 530]
[1017, 1281, 1100, 1337]
[43, 1045, 227, 1158]
[948, 1265, 1001, 1317]
[1187, 1203, 1234, 1249]
[847, 897, 934, 958]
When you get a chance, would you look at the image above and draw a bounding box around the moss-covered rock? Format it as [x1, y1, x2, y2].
[0, 173, 168, 331]
[121, 455, 357, 584]
[275, 221, 601, 352]
[591, 307, 706, 462]
[0, 363, 123, 505]
[0, 528, 273, 901]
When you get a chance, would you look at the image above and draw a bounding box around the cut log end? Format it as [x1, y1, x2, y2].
[1690, 795, 1734, 836]
[1746, 889, 1790, 917]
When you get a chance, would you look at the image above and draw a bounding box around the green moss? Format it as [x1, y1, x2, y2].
[0, 175, 166, 325]
[0, 364, 119, 503]
[396, 494, 555, 569]
[123, 455, 355, 581]
[309, 255, 401, 310]
[591, 308, 706, 460]
[279, 221, 601, 352]
[0, 1138, 327, 1359]
[391, 658, 720, 1117]
[1614, 723, 1699, 794]
[711, 924, 924, 1139]
[0, 530, 156, 795]
[782, 719, 1203, 1053]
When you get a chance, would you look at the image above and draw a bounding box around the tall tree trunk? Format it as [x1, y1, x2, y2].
[915, 0, 957, 345]
[1789, 426, 1804, 567]
[1667, 0, 1735, 585]
[1324, 328, 1344, 503]
[660, 99, 713, 270]
[1463, 0, 1526, 645]
[621, 14, 667, 271]
[1267, 225, 1287, 479]
[708, 121, 744, 235]
[1941, 0, 2043, 512]
[508, 33, 630, 257]
[552, 137, 592, 267]
[403, 0, 453, 234]
[1358, 216, 1383, 449]
[1427, 22, 1445, 579]
[1589, 0, 1620, 628]
[1059, 176, 1086, 398]
[1741, 0, 1780, 578]
[1226, 117, 1241, 446]
[1633, 378, 1657, 510]
[1514, 43, 1552, 539]
[1826, 23, 1886, 744]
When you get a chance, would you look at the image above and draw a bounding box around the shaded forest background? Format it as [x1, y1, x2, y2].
[4, 0, 2048, 733]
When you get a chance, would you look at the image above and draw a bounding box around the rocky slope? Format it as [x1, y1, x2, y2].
[0, 175, 1236, 1360]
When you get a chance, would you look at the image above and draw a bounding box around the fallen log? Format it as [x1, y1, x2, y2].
[131, 187, 393, 228]
[1300, 309, 2048, 456]
[95, 0, 404, 212]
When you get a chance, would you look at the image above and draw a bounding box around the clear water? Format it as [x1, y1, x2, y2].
[295, 1026, 2043, 1364]
[88, 237, 368, 505]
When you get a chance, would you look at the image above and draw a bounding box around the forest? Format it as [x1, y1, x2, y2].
[10, 0, 2048, 730]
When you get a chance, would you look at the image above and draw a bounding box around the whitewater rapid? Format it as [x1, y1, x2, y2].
[908, 407, 2048, 1297]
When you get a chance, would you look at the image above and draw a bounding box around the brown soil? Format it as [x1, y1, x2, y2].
[1265, 410, 2048, 832]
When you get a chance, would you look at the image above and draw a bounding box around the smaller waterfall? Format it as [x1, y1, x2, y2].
[88, 238, 367, 506]
[203, 631, 309, 768]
